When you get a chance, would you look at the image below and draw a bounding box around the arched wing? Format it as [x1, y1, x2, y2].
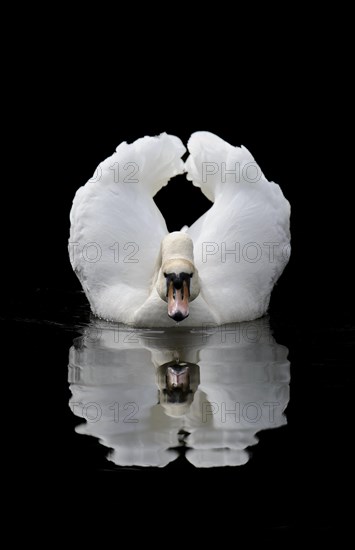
[69, 133, 185, 321]
[186, 132, 291, 324]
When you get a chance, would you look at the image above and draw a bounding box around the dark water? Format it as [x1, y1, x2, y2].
[4, 289, 354, 533]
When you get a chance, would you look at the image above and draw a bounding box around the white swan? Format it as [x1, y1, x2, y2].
[69, 132, 290, 327]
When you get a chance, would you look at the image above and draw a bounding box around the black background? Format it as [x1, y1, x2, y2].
[4, 35, 353, 539]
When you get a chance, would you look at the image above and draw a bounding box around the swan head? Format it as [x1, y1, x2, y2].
[157, 232, 200, 322]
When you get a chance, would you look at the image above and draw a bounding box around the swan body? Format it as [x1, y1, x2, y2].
[69, 132, 290, 327]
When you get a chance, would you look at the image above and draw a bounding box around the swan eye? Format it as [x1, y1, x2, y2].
[189, 273, 193, 278]
[163, 272, 167, 277]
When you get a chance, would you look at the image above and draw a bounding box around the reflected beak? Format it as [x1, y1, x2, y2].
[168, 280, 189, 322]
[166, 364, 190, 391]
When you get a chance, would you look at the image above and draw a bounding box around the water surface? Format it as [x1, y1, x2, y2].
[68, 318, 290, 467]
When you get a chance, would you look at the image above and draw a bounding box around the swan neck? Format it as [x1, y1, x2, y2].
[161, 232, 194, 263]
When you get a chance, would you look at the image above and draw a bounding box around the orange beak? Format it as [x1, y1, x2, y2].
[167, 280, 189, 321]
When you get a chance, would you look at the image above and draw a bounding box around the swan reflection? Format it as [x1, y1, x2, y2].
[68, 318, 290, 467]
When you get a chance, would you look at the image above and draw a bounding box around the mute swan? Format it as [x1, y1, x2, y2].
[69, 132, 290, 327]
